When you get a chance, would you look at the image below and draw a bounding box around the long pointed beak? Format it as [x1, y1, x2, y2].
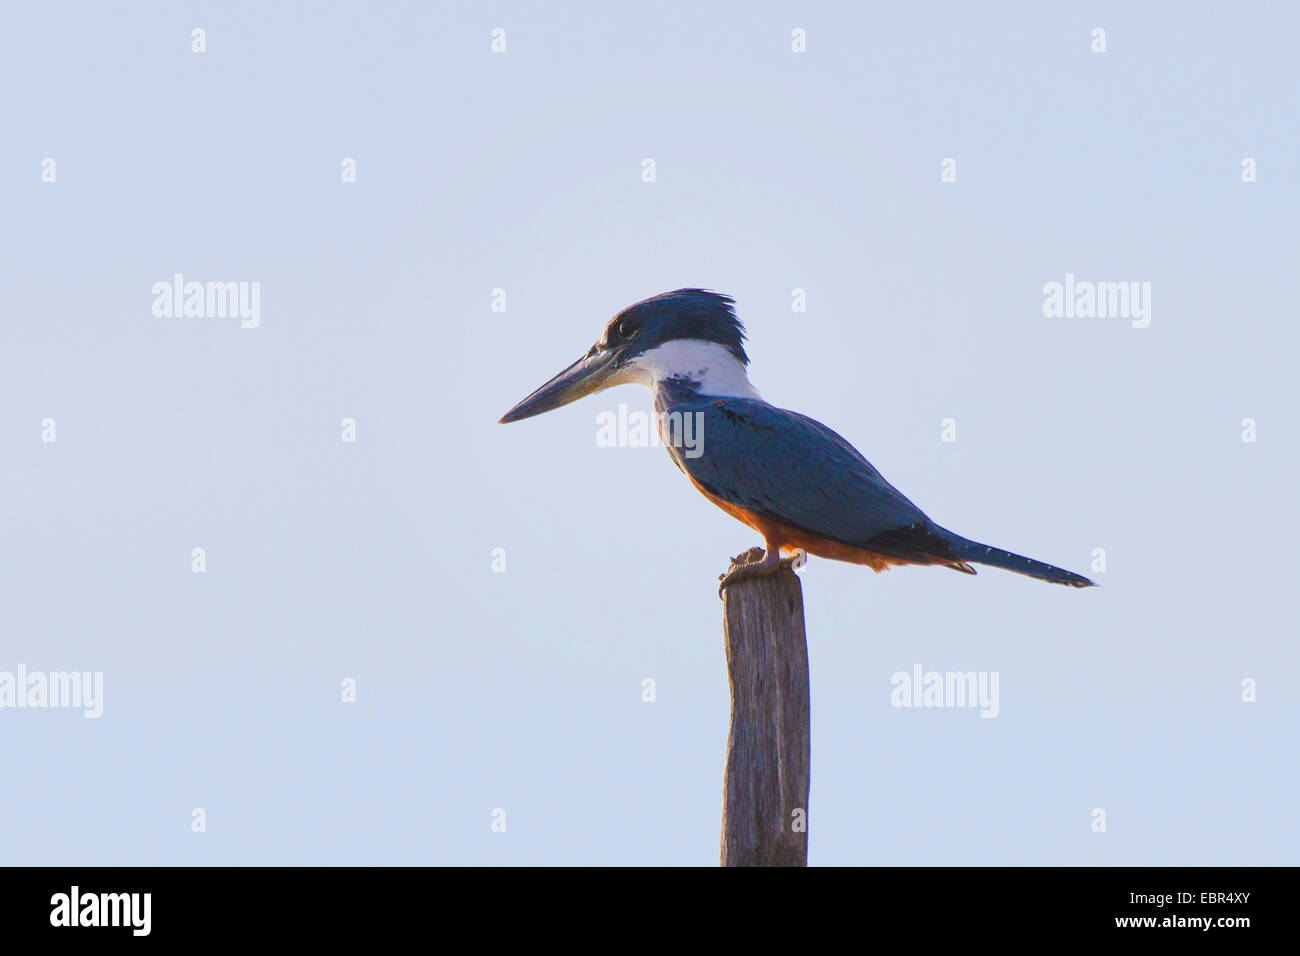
[498, 347, 619, 423]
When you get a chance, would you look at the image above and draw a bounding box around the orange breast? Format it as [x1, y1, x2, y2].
[686, 474, 916, 573]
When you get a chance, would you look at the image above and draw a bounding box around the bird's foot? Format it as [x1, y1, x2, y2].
[718, 547, 804, 599]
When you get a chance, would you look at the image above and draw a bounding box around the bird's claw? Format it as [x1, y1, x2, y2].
[717, 548, 803, 599]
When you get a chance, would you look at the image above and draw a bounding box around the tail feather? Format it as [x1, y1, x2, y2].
[946, 535, 1095, 588]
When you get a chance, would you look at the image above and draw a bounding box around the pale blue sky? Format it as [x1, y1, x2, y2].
[1, 1, 1296, 865]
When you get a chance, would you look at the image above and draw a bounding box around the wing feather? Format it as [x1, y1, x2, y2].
[664, 399, 957, 562]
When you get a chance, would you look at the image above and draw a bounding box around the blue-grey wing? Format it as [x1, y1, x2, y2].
[663, 399, 950, 557]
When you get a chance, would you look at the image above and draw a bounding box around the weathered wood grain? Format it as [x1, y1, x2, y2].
[719, 547, 810, 867]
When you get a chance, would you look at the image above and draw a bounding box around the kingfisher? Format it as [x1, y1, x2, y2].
[499, 289, 1095, 593]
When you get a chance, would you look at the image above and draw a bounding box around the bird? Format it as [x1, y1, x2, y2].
[499, 289, 1095, 595]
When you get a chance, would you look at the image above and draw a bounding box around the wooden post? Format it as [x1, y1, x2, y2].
[719, 546, 810, 867]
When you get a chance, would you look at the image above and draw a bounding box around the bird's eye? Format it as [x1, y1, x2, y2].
[617, 321, 638, 340]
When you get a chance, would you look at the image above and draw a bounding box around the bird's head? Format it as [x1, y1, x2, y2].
[498, 288, 751, 423]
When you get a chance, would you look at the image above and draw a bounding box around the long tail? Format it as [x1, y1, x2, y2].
[945, 534, 1096, 588]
